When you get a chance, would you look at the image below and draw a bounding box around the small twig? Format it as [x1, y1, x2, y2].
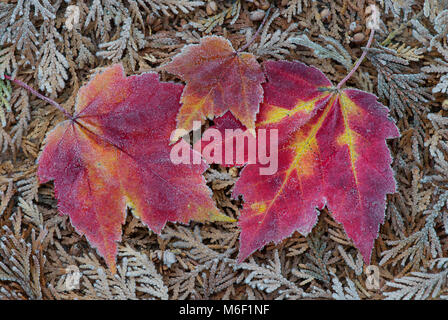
[336, 28, 375, 90]
[381, 10, 424, 46]
[237, 6, 272, 53]
[3, 75, 73, 120]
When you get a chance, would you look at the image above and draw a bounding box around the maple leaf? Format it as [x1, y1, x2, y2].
[37, 64, 231, 272]
[162, 36, 265, 141]
[233, 60, 400, 264]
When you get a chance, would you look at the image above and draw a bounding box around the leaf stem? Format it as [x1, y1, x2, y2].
[3, 75, 73, 120]
[237, 6, 272, 53]
[336, 28, 375, 90]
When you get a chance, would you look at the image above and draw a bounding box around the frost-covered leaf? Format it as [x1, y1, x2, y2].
[234, 60, 400, 263]
[37, 64, 231, 272]
[162, 36, 265, 141]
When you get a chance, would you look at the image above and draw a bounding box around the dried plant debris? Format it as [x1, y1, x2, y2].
[367, 43, 432, 125]
[72, 245, 169, 300]
[0, 0, 448, 300]
[0, 212, 46, 300]
[289, 34, 352, 70]
[246, 9, 298, 59]
[384, 258, 448, 299]
[190, 0, 241, 33]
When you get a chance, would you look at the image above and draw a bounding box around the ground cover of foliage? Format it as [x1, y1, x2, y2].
[0, 0, 448, 300]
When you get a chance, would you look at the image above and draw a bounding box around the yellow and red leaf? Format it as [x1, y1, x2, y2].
[233, 60, 400, 263]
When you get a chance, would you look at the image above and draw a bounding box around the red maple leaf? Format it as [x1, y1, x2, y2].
[233, 60, 400, 263]
[162, 36, 265, 141]
[37, 64, 231, 272]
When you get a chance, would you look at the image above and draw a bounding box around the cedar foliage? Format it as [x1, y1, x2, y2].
[0, 0, 447, 300]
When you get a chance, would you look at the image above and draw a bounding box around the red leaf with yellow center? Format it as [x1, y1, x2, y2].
[162, 36, 265, 141]
[37, 64, 231, 272]
[233, 60, 400, 263]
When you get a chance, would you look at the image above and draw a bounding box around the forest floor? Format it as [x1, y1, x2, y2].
[0, 0, 448, 300]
